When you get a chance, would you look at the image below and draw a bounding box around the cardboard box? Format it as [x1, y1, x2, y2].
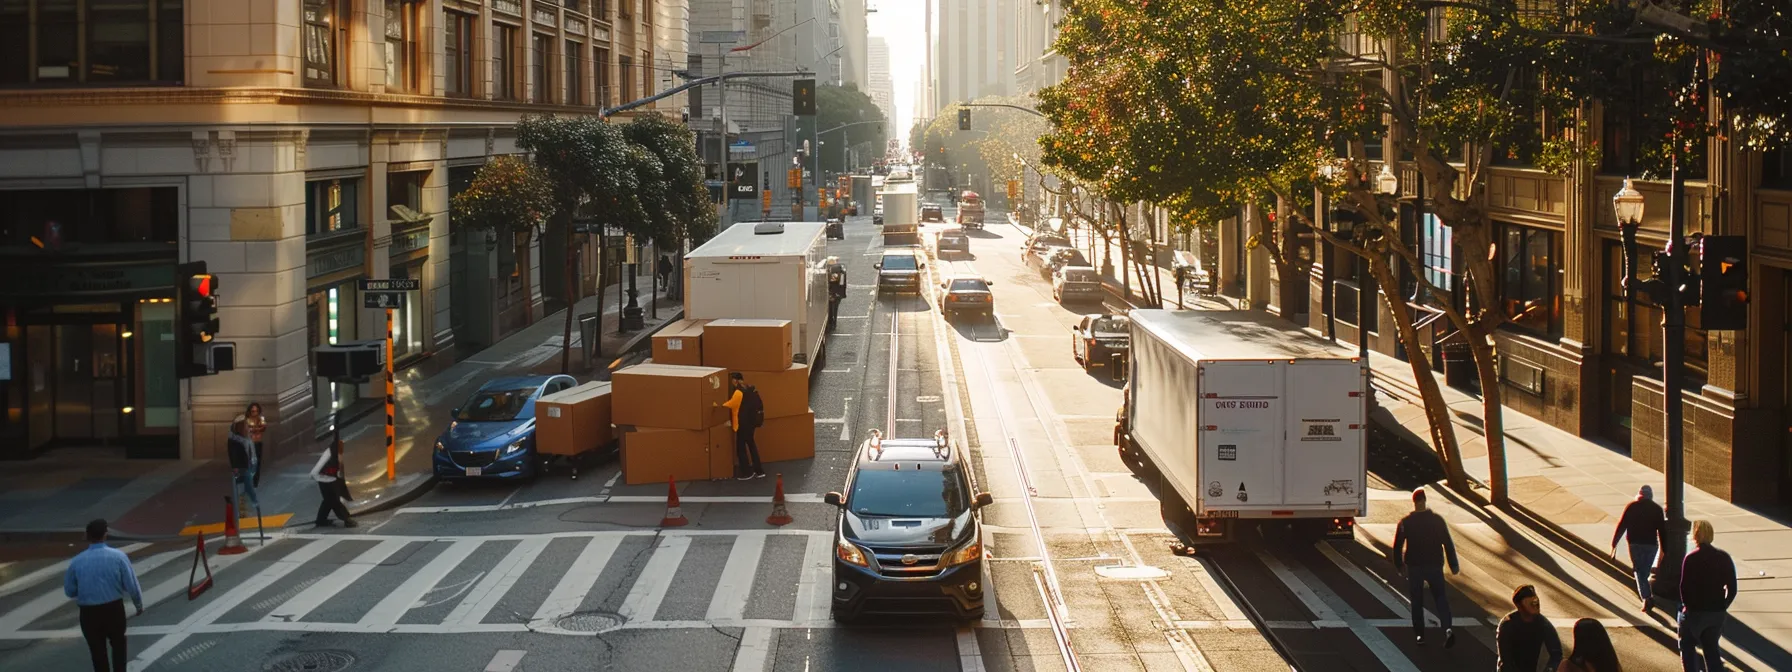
[739, 364, 810, 420]
[701, 319, 794, 372]
[622, 426, 731, 485]
[755, 410, 816, 464]
[535, 381, 613, 456]
[612, 363, 732, 430]
[651, 319, 708, 367]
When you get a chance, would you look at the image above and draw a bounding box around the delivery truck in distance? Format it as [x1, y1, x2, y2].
[1117, 310, 1367, 544]
[879, 180, 920, 246]
[684, 221, 831, 368]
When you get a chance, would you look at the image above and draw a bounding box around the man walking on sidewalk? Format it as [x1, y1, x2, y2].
[827, 257, 848, 330]
[1495, 584, 1561, 672]
[1392, 487, 1460, 648]
[63, 519, 142, 672]
[657, 255, 673, 292]
[1679, 520, 1736, 672]
[1612, 483, 1666, 612]
[719, 373, 766, 480]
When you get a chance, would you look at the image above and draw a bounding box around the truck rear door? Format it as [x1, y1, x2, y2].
[1197, 361, 1283, 510]
[1280, 360, 1366, 508]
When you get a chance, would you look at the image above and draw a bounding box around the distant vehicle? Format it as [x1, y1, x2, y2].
[1070, 313, 1129, 374]
[1024, 233, 1071, 265]
[826, 430, 993, 623]
[921, 205, 945, 223]
[826, 218, 845, 240]
[1052, 265, 1102, 303]
[936, 228, 970, 254]
[936, 275, 995, 320]
[875, 248, 925, 294]
[434, 375, 578, 480]
[1043, 247, 1091, 278]
[956, 191, 985, 229]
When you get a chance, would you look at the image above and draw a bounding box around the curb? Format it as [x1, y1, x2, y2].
[347, 475, 439, 519]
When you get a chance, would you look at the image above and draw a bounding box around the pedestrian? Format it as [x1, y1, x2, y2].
[309, 441, 357, 528]
[63, 519, 141, 672]
[717, 372, 765, 480]
[1496, 584, 1562, 672]
[244, 402, 268, 487]
[827, 257, 848, 330]
[1560, 618, 1623, 672]
[226, 416, 261, 513]
[1611, 484, 1665, 612]
[1678, 519, 1736, 672]
[1391, 487, 1460, 647]
[656, 255, 673, 292]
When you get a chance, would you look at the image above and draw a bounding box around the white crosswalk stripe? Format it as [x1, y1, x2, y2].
[530, 536, 621, 627]
[358, 539, 483, 627]
[617, 536, 690, 623]
[262, 539, 410, 624]
[445, 537, 551, 626]
[706, 534, 766, 622]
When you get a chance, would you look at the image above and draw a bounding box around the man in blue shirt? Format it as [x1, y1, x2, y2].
[63, 519, 142, 672]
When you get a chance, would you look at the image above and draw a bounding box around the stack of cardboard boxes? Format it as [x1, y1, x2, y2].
[535, 381, 614, 457]
[612, 363, 733, 485]
[701, 319, 816, 465]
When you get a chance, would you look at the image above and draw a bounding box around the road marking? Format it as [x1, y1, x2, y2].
[729, 625, 774, 672]
[530, 536, 621, 627]
[1315, 541, 1412, 620]
[135, 542, 271, 615]
[129, 538, 340, 670]
[618, 536, 691, 623]
[395, 494, 829, 515]
[0, 545, 176, 633]
[1259, 550, 1419, 672]
[178, 513, 295, 537]
[956, 626, 986, 672]
[484, 650, 526, 672]
[0, 543, 148, 600]
[358, 539, 482, 626]
[791, 533, 832, 625]
[706, 534, 766, 622]
[263, 539, 410, 623]
[446, 537, 550, 626]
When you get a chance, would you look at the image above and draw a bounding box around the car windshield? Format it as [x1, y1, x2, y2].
[1092, 316, 1130, 337]
[949, 279, 989, 292]
[848, 466, 967, 518]
[1064, 269, 1097, 282]
[456, 387, 537, 422]
[882, 255, 918, 271]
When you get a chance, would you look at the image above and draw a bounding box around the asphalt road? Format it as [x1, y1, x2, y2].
[0, 208, 1698, 671]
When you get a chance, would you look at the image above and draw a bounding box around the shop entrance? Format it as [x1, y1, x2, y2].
[22, 306, 130, 452]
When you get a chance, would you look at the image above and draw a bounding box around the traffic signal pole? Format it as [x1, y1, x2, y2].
[385, 308, 396, 482]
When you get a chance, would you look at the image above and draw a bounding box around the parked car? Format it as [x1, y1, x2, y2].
[937, 275, 995, 320]
[1071, 314, 1131, 374]
[825, 430, 993, 623]
[433, 375, 578, 480]
[1043, 247, 1091, 278]
[936, 228, 970, 254]
[921, 205, 946, 223]
[1024, 234, 1071, 266]
[875, 248, 926, 294]
[826, 218, 845, 240]
[1052, 265, 1102, 303]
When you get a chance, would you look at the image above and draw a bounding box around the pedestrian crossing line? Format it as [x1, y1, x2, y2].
[5, 615, 1121, 641]
[1313, 541, 1413, 620]
[1258, 551, 1420, 672]
[791, 533, 833, 626]
[135, 541, 274, 615]
[484, 649, 526, 672]
[129, 539, 341, 672]
[285, 529, 835, 543]
[446, 537, 551, 626]
[706, 534, 766, 622]
[728, 626, 774, 672]
[529, 536, 622, 628]
[0, 545, 177, 633]
[358, 539, 482, 627]
[396, 495, 830, 515]
[262, 539, 411, 624]
[0, 543, 148, 599]
[618, 536, 691, 623]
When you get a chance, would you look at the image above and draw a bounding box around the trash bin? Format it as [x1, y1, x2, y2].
[578, 313, 601, 366]
[1441, 342, 1472, 387]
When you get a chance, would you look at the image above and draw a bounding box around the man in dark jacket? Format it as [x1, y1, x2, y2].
[1496, 584, 1562, 672]
[656, 255, 673, 292]
[1391, 488, 1460, 647]
[826, 257, 848, 330]
[1612, 483, 1665, 612]
[1680, 519, 1737, 672]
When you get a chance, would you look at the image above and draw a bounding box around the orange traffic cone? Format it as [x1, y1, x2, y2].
[766, 474, 793, 526]
[218, 495, 247, 555]
[186, 533, 213, 600]
[660, 476, 689, 527]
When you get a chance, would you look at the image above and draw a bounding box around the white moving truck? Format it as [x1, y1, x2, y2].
[684, 221, 831, 367]
[1118, 310, 1366, 543]
[880, 180, 920, 247]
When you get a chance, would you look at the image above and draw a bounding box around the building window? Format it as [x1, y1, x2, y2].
[493, 24, 517, 100]
[387, 170, 427, 215]
[1605, 243, 1708, 378]
[0, 0, 184, 85]
[304, 0, 351, 86]
[383, 0, 419, 92]
[444, 11, 473, 96]
[641, 49, 652, 99]
[1499, 223, 1562, 339]
[595, 47, 611, 106]
[1420, 212, 1455, 293]
[1764, 149, 1792, 191]
[0, 187, 179, 247]
[618, 55, 631, 106]
[532, 33, 552, 103]
[566, 40, 583, 105]
[305, 178, 362, 236]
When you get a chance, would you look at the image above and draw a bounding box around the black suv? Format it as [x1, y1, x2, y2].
[826, 430, 993, 622]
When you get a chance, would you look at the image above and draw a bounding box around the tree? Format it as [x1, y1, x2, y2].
[815, 84, 888, 177]
[449, 155, 556, 244]
[622, 113, 719, 251]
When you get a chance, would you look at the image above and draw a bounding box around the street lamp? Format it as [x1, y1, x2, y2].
[1377, 164, 1400, 197]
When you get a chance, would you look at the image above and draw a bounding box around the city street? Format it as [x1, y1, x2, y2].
[0, 212, 1726, 671]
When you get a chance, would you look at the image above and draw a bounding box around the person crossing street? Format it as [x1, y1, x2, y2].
[1392, 487, 1460, 648]
[1612, 484, 1666, 612]
[310, 441, 357, 528]
[63, 519, 142, 672]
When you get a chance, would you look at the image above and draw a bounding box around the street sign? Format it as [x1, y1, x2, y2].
[728, 161, 758, 200]
[359, 278, 421, 291]
[700, 30, 747, 44]
[363, 291, 406, 309]
[729, 140, 755, 154]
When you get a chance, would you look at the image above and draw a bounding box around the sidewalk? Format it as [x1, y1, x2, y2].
[1363, 348, 1792, 669]
[0, 269, 679, 542]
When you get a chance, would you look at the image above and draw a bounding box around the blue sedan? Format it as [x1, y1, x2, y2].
[433, 375, 577, 481]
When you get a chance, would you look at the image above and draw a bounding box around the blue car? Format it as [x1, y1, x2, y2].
[433, 375, 578, 481]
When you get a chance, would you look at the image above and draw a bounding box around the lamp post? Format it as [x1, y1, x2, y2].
[1368, 165, 1398, 363]
[1613, 175, 1690, 602]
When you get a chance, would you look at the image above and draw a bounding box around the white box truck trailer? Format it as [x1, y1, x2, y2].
[879, 181, 920, 246]
[1118, 310, 1367, 543]
[684, 221, 832, 367]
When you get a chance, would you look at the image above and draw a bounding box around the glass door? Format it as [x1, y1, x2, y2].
[53, 324, 94, 441]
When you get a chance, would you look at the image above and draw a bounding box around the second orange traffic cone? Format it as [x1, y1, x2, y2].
[766, 474, 793, 526]
[660, 476, 689, 527]
[217, 495, 247, 555]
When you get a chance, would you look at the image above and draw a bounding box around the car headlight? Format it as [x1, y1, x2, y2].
[502, 438, 527, 456]
[434, 441, 446, 454]
[942, 539, 983, 567]
[836, 536, 869, 567]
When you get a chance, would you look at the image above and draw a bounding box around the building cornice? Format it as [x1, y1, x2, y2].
[0, 86, 644, 128]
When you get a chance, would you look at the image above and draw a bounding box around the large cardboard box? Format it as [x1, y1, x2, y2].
[622, 425, 731, 485]
[535, 381, 613, 456]
[740, 364, 809, 420]
[612, 364, 731, 430]
[651, 319, 707, 366]
[755, 410, 817, 464]
[701, 319, 794, 372]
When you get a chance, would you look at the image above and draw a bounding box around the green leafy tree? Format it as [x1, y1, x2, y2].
[815, 84, 888, 177]
[622, 113, 719, 250]
[449, 155, 556, 244]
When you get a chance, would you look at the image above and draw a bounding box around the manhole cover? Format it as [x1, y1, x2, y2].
[555, 611, 625, 632]
[264, 650, 355, 672]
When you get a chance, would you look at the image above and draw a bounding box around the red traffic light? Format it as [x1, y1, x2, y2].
[190, 274, 216, 297]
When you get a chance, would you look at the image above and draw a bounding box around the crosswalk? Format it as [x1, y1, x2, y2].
[0, 529, 839, 643]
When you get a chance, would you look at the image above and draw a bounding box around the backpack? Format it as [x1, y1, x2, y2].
[740, 385, 766, 429]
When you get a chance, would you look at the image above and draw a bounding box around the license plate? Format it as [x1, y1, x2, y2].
[464, 467, 482, 477]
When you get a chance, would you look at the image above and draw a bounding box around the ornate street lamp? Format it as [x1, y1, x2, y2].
[1377, 163, 1400, 196]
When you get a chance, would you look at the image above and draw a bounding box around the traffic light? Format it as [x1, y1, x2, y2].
[1700, 235, 1748, 330]
[793, 79, 817, 116]
[1006, 179, 1020, 202]
[958, 108, 971, 131]
[176, 261, 233, 378]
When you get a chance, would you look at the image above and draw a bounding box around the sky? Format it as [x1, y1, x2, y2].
[868, 0, 927, 150]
